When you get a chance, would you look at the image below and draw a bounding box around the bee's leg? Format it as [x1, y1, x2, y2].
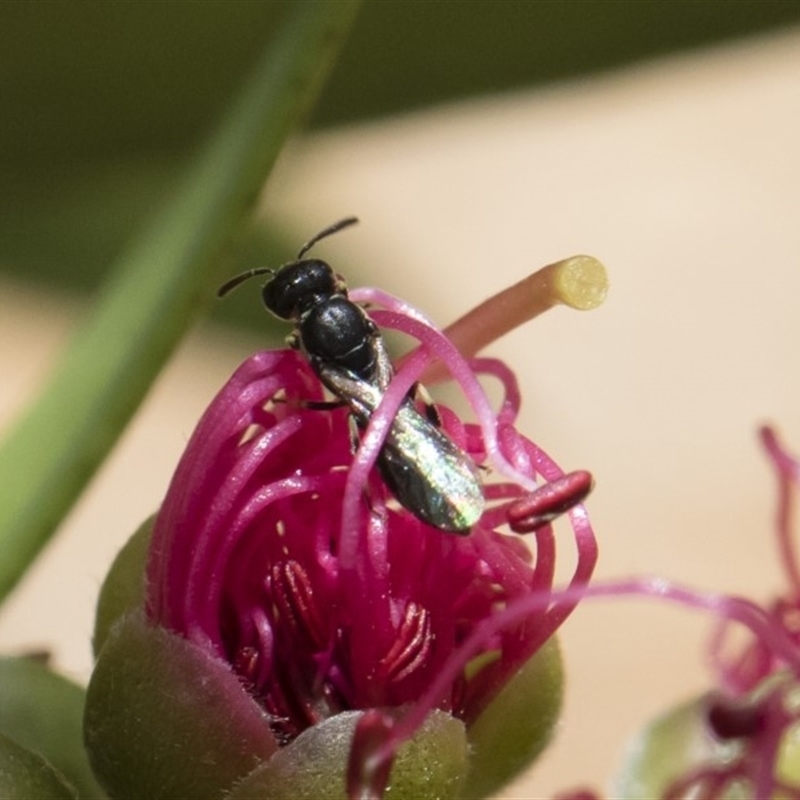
[347, 413, 361, 453]
[370, 325, 394, 389]
[345, 414, 387, 523]
[273, 356, 355, 412]
[302, 398, 346, 411]
[269, 393, 346, 411]
[410, 381, 442, 427]
[367, 324, 442, 424]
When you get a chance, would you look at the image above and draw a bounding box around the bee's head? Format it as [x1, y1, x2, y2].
[262, 259, 346, 321]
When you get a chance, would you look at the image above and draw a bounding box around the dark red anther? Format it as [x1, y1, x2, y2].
[507, 470, 594, 533]
[706, 692, 767, 740]
[379, 601, 432, 683]
[269, 560, 328, 651]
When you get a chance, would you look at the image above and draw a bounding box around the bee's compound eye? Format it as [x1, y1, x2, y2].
[263, 260, 341, 320]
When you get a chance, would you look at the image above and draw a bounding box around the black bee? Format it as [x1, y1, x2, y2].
[218, 218, 484, 533]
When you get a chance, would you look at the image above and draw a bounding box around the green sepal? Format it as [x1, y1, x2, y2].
[226, 709, 468, 800]
[0, 656, 104, 798]
[0, 730, 77, 799]
[92, 516, 153, 658]
[85, 612, 278, 800]
[461, 637, 563, 798]
[609, 681, 800, 800]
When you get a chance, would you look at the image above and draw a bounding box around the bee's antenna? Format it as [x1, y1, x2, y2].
[217, 217, 358, 298]
[216, 267, 275, 298]
[296, 216, 359, 259]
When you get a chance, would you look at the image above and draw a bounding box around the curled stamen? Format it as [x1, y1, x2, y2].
[347, 709, 397, 800]
[760, 426, 800, 596]
[708, 428, 800, 693]
[364, 306, 535, 491]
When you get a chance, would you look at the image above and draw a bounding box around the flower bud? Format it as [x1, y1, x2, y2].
[226, 709, 468, 800]
[85, 266, 599, 798]
[86, 611, 277, 799]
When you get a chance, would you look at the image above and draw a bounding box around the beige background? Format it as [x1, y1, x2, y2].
[2, 27, 800, 798]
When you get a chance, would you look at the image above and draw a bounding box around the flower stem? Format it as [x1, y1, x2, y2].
[0, 0, 361, 605]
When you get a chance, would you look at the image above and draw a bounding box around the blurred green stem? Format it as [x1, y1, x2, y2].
[0, 0, 360, 604]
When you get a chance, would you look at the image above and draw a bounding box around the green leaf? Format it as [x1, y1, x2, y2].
[315, 2, 800, 128]
[2, 2, 799, 163]
[85, 613, 278, 800]
[0, 0, 361, 605]
[0, 656, 103, 799]
[0, 731, 76, 800]
[226, 709, 468, 800]
[4, 3, 798, 292]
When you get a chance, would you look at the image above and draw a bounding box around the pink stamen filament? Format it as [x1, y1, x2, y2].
[352, 287, 523, 480]
[149, 351, 310, 629]
[188, 422, 308, 646]
[366, 306, 536, 489]
[708, 427, 800, 694]
[760, 426, 800, 597]
[337, 334, 430, 572]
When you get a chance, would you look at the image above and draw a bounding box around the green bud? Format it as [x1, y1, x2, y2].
[85, 612, 277, 800]
[226, 709, 468, 800]
[92, 517, 152, 658]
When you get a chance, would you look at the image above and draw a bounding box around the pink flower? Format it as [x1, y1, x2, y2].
[86, 248, 607, 800]
[681, 427, 800, 800]
[709, 427, 800, 693]
[145, 280, 598, 795]
[586, 427, 800, 800]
